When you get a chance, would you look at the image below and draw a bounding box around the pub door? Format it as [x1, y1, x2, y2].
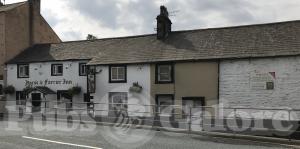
[32, 93, 42, 112]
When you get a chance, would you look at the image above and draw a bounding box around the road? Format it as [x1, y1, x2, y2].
[0, 119, 293, 149]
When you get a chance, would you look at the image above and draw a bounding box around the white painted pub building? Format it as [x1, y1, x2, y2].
[6, 59, 151, 116]
[4, 5, 300, 120]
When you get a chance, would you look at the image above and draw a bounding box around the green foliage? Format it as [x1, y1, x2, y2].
[129, 82, 143, 93]
[4, 85, 15, 95]
[68, 86, 82, 96]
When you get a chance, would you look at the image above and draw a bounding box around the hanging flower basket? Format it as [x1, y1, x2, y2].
[4, 85, 15, 95]
[129, 82, 143, 93]
[68, 86, 82, 96]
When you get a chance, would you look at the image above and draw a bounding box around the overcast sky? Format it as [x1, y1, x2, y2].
[6, 0, 300, 41]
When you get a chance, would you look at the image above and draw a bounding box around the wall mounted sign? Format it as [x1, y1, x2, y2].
[250, 72, 276, 90]
[25, 79, 73, 87]
[87, 66, 96, 93]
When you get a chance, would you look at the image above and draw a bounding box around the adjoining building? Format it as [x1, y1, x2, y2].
[0, 0, 61, 114]
[218, 21, 300, 119]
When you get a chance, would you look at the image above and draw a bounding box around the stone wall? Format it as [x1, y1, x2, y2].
[220, 56, 300, 109]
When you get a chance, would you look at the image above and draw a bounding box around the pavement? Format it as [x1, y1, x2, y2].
[0, 119, 295, 149]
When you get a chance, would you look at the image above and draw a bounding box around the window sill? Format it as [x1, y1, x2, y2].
[51, 75, 63, 76]
[155, 81, 174, 84]
[109, 80, 127, 83]
[18, 77, 29, 79]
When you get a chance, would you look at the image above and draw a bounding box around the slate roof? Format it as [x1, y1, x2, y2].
[0, 2, 26, 12]
[7, 20, 300, 65]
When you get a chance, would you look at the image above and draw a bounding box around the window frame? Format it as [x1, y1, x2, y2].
[0, 84, 3, 95]
[155, 94, 175, 116]
[109, 92, 128, 110]
[51, 64, 63, 76]
[79, 63, 87, 76]
[155, 63, 174, 84]
[109, 65, 127, 83]
[17, 64, 30, 78]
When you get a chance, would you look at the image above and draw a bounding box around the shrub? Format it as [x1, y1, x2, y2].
[68, 86, 82, 96]
[4, 85, 15, 95]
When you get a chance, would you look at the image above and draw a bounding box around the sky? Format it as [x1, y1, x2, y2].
[5, 0, 300, 41]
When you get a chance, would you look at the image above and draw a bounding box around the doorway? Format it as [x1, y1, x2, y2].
[182, 97, 205, 118]
[32, 93, 41, 112]
[57, 90, 73, 112]
[182, 97, 205, 131]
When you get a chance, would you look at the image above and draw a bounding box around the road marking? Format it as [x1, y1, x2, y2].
[22, 136, 102, 149]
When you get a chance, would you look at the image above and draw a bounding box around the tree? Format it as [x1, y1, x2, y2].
[86, 34, 98, 40]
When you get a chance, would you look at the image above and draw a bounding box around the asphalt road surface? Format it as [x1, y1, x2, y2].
[0, 119, 294, 149]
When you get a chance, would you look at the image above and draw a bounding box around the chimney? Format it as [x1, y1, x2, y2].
[28, 0, 41, 45]
[156, 6, 172, 40]
[28, 0, 41, 13]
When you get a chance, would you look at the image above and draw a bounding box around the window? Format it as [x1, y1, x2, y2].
[109, 65, 127, 83]
[79, 63, 87, 76]
[18, 64, 29, 78]
[156, 64, 174, 84]
[156, 94, 174, 116]
[51, 64, 63, 76]
[109, 92, 128, 113]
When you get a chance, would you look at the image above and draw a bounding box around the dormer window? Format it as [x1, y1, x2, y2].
[18, 64, 29, 78]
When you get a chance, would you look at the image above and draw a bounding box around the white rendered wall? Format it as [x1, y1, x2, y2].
[92, 64, 152, 117]
[6, 61, 88, 111]
[220, 56, 300, 120]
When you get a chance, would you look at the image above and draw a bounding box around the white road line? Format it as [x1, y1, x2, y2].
[22, 136, 102, 149]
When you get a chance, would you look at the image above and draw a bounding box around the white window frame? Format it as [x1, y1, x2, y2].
[18, 64, 29, 78]
[109, 92, 128, 112]
[111, 93, 127, 109]
[110, 66, 126, 82]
